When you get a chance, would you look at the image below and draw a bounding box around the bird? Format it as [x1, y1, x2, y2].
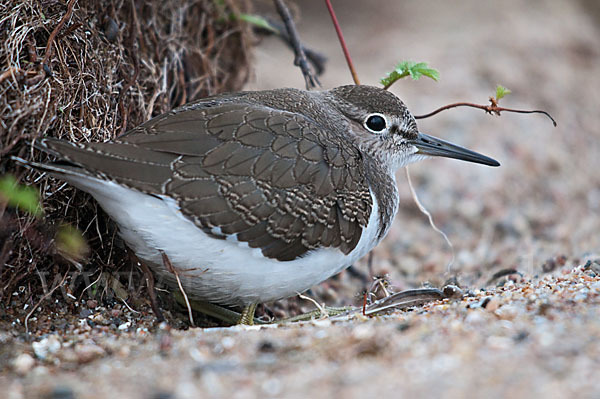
[20, 85, 499, 324]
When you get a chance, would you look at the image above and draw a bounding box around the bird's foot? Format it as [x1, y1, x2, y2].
[239, 303, 258, 325]
[174, 294, 263, 325]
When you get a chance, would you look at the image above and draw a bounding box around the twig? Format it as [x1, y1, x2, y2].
[406, 166, 455, 273]
[273, 0, 319, 89]
[79, 271, 102, 301]
[117, 0, 141, 137]
[324, 0, 360, 85]
[42, 0, 78, 71]
[367, 276, 390, 298]
[132, 251, 164, 322]
[257, 18, 327, 76]
[161, 251, 194, 326]
[415, 100, 557, 127]
[120, 298, 141, 314]
[0, 239, 12, 277]
[0, 134, 33, 157]
[297, 292, 329, 319]
[376, 278, 391, 297]
[25, 269, 70, 334]
[364, 287, 444, 316]
[0, 67, 25, 84]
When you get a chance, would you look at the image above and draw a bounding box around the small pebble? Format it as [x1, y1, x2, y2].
[118, 321, 131, 330]
[12, 353, 35, 375]
[352, 323, 375, 340]
[86, 299, 98, 309]
[257, 340, 276, 353]
[74, 342, 106, 363]
[484, 298, 501, 312]
[48, 385, 75, 399]
[221, 336, 235, 349]
[32, 335, 61, 360]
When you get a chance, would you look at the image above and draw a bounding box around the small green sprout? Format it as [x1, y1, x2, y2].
[238, 14, 277, 33]
[495, 84, 511, 101]
[381, 61, 440, 89]
[0, 175, 43, 217]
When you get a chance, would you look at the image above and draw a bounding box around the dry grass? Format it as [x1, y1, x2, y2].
[0, 0, 254, 329]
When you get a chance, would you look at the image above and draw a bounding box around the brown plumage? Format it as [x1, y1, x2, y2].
[41, 87, 380, 261]
[24, 85, 499, 308]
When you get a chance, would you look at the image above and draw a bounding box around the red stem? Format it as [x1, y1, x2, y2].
[324, 0, 360, 85]
[415, 102, 557, 127]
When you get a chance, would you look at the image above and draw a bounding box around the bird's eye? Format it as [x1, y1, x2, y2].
[364, 114, 387, 133]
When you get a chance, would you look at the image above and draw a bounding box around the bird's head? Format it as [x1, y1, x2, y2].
[327, 85, 500, 171]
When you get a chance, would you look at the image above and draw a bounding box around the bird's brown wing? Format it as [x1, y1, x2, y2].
[42, 100, 373, 261]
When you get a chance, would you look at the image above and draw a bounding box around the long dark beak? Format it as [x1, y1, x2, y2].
[411, 132, 500, 167]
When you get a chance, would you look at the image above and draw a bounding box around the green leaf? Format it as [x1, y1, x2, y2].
[381, 61, 440, 89]
[495, 84, 511, 101]
[55, 224, 88, 261]
[0, 175, 43, 217]
[237, 13, 277, 33]
[408, 62, 440, 81]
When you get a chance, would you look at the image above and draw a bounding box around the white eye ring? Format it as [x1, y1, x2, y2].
[363, 113, 389, 134]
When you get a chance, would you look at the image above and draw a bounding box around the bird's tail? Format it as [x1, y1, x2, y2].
[11, 145, 96, 181]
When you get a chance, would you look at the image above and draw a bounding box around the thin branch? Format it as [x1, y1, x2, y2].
[132, 251, 164, 322]
[117, 0, 141, 136]
[406, 166, 455, 273]
[0, 67, 26, 84]
[25, 269, 70, 333]
[415, 100, 557, 127]
[120, 298, 141, 314]
[0, 134, 33, 157]
[273, 0, 319, 89]
[363, 288, 444, 316]
[297, 292, 329, 319]
[324, 0, 360, 85]
[42, 0, 78, 71]
[258, 17, 327, 76]
[161, 251, 194, 327]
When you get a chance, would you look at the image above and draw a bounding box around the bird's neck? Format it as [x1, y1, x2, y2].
[364, 158, 399, 241]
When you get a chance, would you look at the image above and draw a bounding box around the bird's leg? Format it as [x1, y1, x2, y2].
[181, 297, 243, 325]
[239, 303, 258, 325]
[157, 251, 261, 326]
[175, 296, 264, 326]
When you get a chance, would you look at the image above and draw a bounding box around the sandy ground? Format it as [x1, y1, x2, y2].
[2, 0, 600, 397]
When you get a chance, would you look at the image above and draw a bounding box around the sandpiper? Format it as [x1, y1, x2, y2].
[22, 85, 499, 323]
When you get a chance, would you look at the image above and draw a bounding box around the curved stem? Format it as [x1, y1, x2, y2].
[415, 102, 557, 127]
[324, 0, 360, 85]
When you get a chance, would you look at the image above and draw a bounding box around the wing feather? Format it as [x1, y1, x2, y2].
[42, 98, 373, 261]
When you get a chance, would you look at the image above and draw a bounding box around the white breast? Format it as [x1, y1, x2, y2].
[66, 175, 388, 306]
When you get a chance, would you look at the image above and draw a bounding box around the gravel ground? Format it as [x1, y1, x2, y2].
[3, 265, 600, 399]
[2, 0, 600, 398]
